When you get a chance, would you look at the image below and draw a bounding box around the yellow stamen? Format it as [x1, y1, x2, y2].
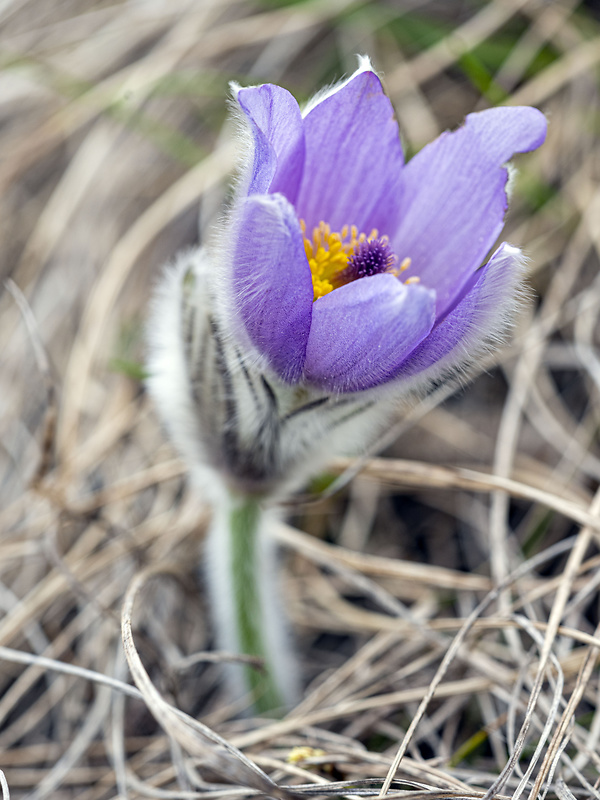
[302, 220, 366, 300]
[405, 276, 420, 285]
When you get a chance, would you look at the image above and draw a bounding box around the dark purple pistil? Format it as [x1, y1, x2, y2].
[343, 237, 396, 282]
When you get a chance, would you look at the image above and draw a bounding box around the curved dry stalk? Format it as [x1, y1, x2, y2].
[121, 564, 300, 799]
[329, 458, 600, 532]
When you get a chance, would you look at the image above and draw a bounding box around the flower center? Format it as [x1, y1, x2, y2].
[301, 220, 416, 301]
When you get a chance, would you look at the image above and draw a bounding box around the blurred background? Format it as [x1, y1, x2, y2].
[1, 1, 600, 798]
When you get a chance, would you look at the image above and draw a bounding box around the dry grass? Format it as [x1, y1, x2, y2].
[1, 0, 600, 798]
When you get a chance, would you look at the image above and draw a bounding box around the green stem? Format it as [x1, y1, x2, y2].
[229, 496, 285, 714]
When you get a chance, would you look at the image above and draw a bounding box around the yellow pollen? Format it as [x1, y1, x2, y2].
[286, 746, 326, 765]
[303, 220, 391, 300]
[405, 276, 420, 285]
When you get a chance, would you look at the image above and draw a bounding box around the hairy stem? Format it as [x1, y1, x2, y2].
[230, 497, 282, 712]
[206, 492, 297, 714]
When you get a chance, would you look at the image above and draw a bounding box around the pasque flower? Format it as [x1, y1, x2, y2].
[146, 58, 546, 711]
[228, 56, 547, 394]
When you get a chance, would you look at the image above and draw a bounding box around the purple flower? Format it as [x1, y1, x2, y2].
[226, 58, 547, 393]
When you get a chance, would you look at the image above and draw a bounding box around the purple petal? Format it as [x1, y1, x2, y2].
[394, 243, 526, 380]
[237, 84, 305, 204]
[232, 193, 313, 382]
[304, 274, 436, 392]
[392, 106, 547, 319]
[295, 71, 404, 236]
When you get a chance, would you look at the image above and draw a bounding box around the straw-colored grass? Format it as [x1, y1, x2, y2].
[1, 1, 600, 798]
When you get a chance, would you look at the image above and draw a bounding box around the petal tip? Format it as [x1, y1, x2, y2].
[356, 53, 375, 75]
[465, 104, 548, 156]
[518, 105, 548, 151]
[302, 56, 385, 118]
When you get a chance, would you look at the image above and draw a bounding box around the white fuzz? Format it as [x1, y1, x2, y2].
[505, 163, 518, 202]
[146, 249, 224, 503]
